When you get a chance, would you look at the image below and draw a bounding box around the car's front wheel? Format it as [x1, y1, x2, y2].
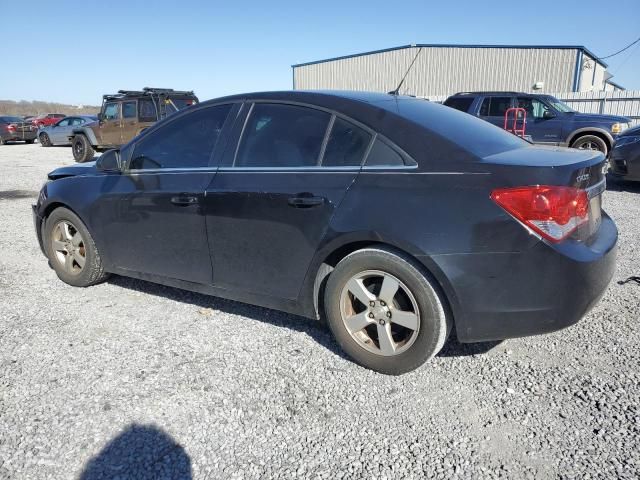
[571, 135, 608, 155]
[72, 135, 95, 162]
[39, 133, 51, 147]
[324, 247, 451, 375]
[44, 207, 109, 287]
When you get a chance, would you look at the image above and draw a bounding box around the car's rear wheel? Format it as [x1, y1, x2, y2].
[72, 135, 95, 162]
[324, 247, 451, 375]
[39, 133, 51, 147]
[44, 207, 109, 287]
[571, 135, 608, 155]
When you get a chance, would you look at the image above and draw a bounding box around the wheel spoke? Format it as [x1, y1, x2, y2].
[344, 311, 373, 333]
[52, 239, 66, 252]
[391, 310, 419, 331]
[378, 276, 399, 304]
[64, 253, 74, 272]
[61, 222, 73, 240]
[346, 278, 376, 306]
[377, 323, 396, 355]
[71, 250, 85, 268]
[71, 232, 83, 247]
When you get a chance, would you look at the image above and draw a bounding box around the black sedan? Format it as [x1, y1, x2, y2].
[32, 91, 617, 374]
[0, 116, 37, 144]
[610, 124, 640, 182]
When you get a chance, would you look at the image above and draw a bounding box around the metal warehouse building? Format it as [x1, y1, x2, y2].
[292, 44, 623, 97]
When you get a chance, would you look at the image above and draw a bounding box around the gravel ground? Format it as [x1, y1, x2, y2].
[0, 143, 639, 480]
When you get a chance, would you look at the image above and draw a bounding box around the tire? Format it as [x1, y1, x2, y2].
[44, 207, 109, 287]
[72, 135, 95, 162]
[39, 133, 51, 147]
[571, 135, 608, 155]
[324, 247, 451, 375]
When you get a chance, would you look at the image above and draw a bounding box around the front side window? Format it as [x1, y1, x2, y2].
[517, 97, 550, 119]
[122, 101, 137, 119]
[235, 103, 330, 168]
[71, 118, 85, 126]
[480, 97, 512, 117]
[57, 119, 70, 127]
[322, 117, 371, 167]
[103, 103, 120, 121]
[129, 104, 231, 170]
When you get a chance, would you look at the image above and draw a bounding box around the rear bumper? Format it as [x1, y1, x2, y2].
[425, 213, 618, 343]
[1, 131, 37, 141]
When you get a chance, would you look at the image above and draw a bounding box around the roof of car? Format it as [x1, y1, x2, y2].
[449, 91, 553, 97]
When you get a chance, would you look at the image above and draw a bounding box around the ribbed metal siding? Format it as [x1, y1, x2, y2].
[293, 47, 577, 96]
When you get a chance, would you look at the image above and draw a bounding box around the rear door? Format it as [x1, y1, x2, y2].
[95, 103, 236, 283]
[478, 95, 513, 129]
[204, 102, 372, 300]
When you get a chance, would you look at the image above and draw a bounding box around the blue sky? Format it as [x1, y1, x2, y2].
[3, 0, 639, 104]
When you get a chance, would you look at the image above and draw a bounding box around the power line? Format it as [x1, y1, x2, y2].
[597, 35, 640, 60]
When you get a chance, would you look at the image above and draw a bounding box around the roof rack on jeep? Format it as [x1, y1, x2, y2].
[103, 88, 196, 101]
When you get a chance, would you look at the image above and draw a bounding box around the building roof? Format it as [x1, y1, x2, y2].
[292, 44, 608, 69]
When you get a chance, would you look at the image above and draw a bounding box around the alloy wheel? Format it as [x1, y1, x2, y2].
[340, 270, 420, 356]
[51, 220, 86, 275]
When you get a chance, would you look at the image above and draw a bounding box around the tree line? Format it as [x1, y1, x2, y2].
[0, 100, 100, 117]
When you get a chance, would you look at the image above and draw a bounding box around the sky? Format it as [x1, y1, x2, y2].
[2, 0, 639, 105]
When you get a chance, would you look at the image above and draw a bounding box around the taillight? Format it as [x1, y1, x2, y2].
[491, 185, 589, 243]
[7, 124, 16, 131]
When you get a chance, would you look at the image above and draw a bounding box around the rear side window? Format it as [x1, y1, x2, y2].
[122, 101, 136, 119]
[139, 99, 158, 122]
[235, 103, 330, 168]
[444, 97, 474, 112]
[130, 104, 231, 170]
[365, 138, 406, 167]
[322, 118, 372, 167]
[480, 97, 511, 117]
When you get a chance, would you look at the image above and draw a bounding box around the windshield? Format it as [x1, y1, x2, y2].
[545, 96, 576, 113]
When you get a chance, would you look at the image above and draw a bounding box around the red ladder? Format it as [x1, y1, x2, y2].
[504, 108, 526, 137]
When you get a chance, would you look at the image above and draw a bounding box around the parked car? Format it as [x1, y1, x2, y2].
[0, 116, 37, 145]
[32, 91, 617, 374]
[609, 124, 640, 182]
[31, 113, 66, 129]
[443, 91, 631, 155]
[70, 87, 198, 163]
[39, 116, 98, 147]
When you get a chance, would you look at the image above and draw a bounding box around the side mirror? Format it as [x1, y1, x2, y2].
[96, 149, 122, 172]
[543, 110, 556, 119]
[97, 113, 104, 122]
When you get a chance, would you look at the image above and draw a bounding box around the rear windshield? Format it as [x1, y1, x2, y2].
[443, 97, 474, 113]
[0, 116, 23, 123]
[396, 98, 528, 157]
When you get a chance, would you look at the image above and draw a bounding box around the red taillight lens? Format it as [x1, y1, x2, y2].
[7, 124, 16, 131]
[491, 185, 589, 243]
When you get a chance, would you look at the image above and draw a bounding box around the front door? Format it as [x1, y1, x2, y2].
[94, 103, 235, 284]
[516, 97, 564, 144]
[49, 118, 70, 144]
[99, 102, 122, 145]
[204, 102, 372, 300]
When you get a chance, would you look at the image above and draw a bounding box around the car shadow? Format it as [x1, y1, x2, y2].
[606, 174, 640, 193]
[108, 276, 498, 361]
[79, 423, 192, 480]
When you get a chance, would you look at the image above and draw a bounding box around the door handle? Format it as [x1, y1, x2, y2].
[288, 194, 325, 208]
[171, 195, 198, 206]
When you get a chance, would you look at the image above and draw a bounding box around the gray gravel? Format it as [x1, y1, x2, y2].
[0, 143, 639, 480]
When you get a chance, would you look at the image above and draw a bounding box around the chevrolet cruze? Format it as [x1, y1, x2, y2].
[32, 91, 617, 374]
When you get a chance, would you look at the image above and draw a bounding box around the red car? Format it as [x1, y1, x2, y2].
[31, 113, 66, 129]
